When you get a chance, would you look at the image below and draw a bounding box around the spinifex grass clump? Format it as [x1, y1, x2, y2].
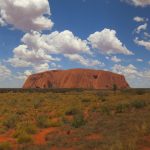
[17, 132, 33, 144]
[136, 89, 146, 95]
[64, 107, 86, 128]
[65, 108, 80, 116]
[100, 105, 111, 115]
[115, 103, 129, 113]
[36, 115, 51, 128]
[71, 112, 86, 128]
[3, 114, 19, 129]
[14, 123, 37, 137]
[131, 100, 146, 109]
[0, 142, 12, 150]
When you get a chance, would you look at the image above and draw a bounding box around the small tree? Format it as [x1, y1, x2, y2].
[113, 84, 117, 93]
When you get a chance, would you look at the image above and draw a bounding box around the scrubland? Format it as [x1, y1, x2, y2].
[0, 89, 150, 150]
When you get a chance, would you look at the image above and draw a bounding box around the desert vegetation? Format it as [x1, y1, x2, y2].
[0, 89, 150, 150]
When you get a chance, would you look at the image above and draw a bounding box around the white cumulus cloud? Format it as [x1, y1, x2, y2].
[135, 23, 147, 34]
[134, 37, 150, 50]
[64, 54, 104, 67]
[136, 58, 143, 62]
[8, 30, 90, 72]
[0, 63, 11, 80]
[111, 56, 122, 63]
[112, 64, 138, 78]
[16, 70, 32, 80]
[144, 32, 150, 38]
[133, 16, 145, 22]
[0, 17, 5, 26]
[88, 28, 133, 55]
[21, 30, 90, 54]
[112, 64, 150, 88]
[122, 0, 150, 7]
[33, 63, 49, 73]
[0, 0, 53, 31]
[8, 44, 59, 67]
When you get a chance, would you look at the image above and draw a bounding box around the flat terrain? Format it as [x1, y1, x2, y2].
[0, 89, 150, 150]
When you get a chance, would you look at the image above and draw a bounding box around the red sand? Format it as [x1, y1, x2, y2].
[86, 133, 102, 141]
[33, 127, 57, 145]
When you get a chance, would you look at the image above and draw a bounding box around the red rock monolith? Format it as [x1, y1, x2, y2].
[23, 68, 130, 89]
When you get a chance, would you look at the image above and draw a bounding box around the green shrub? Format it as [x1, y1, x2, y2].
[14, 123, 37, 138]
[96, 92, 108, 102]
[101, 105, 110, 115]
[96, 92, 108, 97]
[131, 100, 146, 109]
[101, 98, 107, 102]
[113, 84, 117, 92]
[16, 108, 26, 115]
[17, 132, 33, 144]
[81, 99, 91, 103]
[36, 115, 50, 128]
[3, 115, 18, 129]
[33, 99, 42, 109]
[49, 120, 63, 127]
[115, 103, 129, 113]
[72, 113, 86, 128]
[25, 124, 37, 134]
[136, 89, 145, 95]
[0, 142, 12, 150]
[65, 108, 80, 116]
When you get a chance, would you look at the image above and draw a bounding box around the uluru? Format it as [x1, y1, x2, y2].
[23, 68, 130, 89]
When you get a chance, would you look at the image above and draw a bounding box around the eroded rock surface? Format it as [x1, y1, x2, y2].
[23, 68, 130, 89]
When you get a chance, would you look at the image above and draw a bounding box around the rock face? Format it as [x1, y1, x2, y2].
[23, 68, 130, 89]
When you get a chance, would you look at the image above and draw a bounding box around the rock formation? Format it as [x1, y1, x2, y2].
[23, 68, 130, 89]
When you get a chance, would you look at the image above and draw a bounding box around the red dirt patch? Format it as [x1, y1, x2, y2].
[0, 130, 17, 150]
[33, 127, 57, 145]
[142, 148, 150, 150]
[0, 130, 15, 143]
[0, 136, 14, 143]
[84, 109, 89, 119]
[65, 115, 74, 122]
[138, 136, 150, 150]
[85, 133, 102, 141]
[51, 147, 76, 150]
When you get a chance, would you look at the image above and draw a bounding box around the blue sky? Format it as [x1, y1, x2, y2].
[0, 0, 150, 88]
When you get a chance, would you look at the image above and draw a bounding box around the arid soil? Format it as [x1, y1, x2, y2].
[0, 89, 150, 150]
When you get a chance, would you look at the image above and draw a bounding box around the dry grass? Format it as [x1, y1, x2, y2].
[0, 89, 150, 149]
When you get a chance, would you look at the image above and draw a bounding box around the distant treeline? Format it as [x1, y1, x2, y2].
[0, 88, 149, 93]
[0, 88, 86, 93]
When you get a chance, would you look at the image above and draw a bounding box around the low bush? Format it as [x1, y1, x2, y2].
[49, 120, 63, 127]
[136, 89, 146, 95]
[16, 109, 26, 115]
[33, 99, 42, 109]
[36, 115, 50, 128]
[131, 100, 146, 109]
[115, 103, 129, 113]
[0, 142, 12, 150]
[81, 99, 91, 103]
[25, 124, 37, 134]
[101, 105, 110, 115]
[17, 132, 33, 144]
[65, 108, 80, 116]
[3, 115, 18, 129]
[25, 125, 37, 134]
[71, 113, 86, 128]
[96, 92, 108, 102]
[14, 123, 37, 138]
